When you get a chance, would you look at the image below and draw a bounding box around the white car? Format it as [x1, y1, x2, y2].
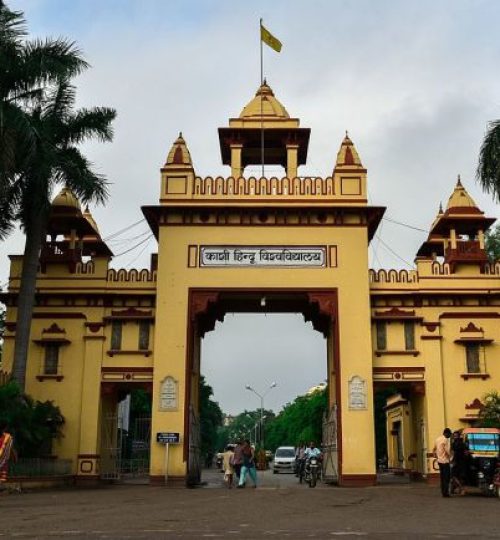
[273, 446, 296, 474]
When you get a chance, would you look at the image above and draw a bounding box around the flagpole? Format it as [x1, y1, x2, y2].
[260, 18, 264, 178]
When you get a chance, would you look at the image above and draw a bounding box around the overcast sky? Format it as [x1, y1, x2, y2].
[1, 1, 499, 414]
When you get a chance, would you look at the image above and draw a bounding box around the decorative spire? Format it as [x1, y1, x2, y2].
[165, 132, 193, 167]
[334, 132, 363, 169]
[438, 202, 443, 214]
[446, 176, 479, 213]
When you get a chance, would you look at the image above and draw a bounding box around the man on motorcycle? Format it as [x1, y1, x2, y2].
[304, 441, 322, 460]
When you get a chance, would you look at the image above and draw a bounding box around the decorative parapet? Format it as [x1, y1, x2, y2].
[369, 269, 419, 284]
[106, 268, 157, 283]
[160, 175, 368, 202]
[484, 261, 500, 275]
[192, 176, 336, 198]
[74, 261, 95, 275]
[431, 261, 451, 275]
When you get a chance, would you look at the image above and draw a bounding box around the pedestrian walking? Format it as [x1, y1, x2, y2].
[232, 440, 243, 482]
[222, 445, 235, 488]
[237, 439, 257, 488]
[433, 427, 452, 497]
[450, 431, 467, 496]
[0, 423, 16, 488]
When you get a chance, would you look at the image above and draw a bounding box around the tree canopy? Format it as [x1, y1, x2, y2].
[0, 1, 116, 389]
[485, 224, 500, 263]
[0, 379, 64, 457]
[264, 388, 327, 451]
[479, 390, 500, 428]
[199, 376, 223, 463]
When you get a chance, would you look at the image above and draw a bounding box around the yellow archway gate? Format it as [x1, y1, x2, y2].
[142, 83, 384, 486]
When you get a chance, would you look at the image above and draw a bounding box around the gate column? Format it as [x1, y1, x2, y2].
[76, 324, 105, 485]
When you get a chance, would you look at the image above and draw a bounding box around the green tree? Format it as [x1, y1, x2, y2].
[199, 376, 223, 465]
[265, 388, 327, 451]
[0, 380, 64, 457]
[485, 224, 500, 263]
[6, 80, 115, 390]
[0, 1, 87, 189]
[0, 2, 116, 390]
[477, 120, 500, 202]
[478, 390, 500, 428]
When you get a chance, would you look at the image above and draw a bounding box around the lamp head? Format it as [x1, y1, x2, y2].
[270, 382, 277, 388]
[245, 385, 252, 391]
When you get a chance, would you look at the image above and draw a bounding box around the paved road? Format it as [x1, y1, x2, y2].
[1, 471, 499, 539]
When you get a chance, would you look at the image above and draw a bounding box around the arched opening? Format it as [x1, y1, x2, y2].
[184, 289, 340, 486]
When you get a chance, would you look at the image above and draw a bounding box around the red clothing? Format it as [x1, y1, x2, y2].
[0, 432, 14, 483]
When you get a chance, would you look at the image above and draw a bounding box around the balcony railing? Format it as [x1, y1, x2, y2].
[445, 241, 488, 267]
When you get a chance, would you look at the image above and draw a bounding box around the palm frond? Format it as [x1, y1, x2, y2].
[42, 80, 76, 121]
[477, 119, 500, 203]
[56, 146, 109, 205]
[0, 1, 26, 45]
[63, 107, 116, 144]
[17, 38, 88, 91]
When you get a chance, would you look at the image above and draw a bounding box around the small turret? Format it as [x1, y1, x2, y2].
[334, 132, 364, 170]
[41, 188, 112, 272]
[160, 133, 195, 202]
[218, 81, 310, 178]
[332, 132, 367, 200]
[416, 177, 495, 271]
[164, 132, 193, 167]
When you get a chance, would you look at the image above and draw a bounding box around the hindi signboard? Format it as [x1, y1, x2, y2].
[348, 376, 367, 410]
[159, 376, 178, 411]
[200, 246, 326, 268]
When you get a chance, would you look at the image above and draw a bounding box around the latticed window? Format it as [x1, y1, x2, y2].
[44, 343, 60, 375]
[111, 321, 123, 350]
[465, 343, 480, 373]
[138, 320, 150, 350]
[404, 321, 415, 350]
[376, 321, 387, 350]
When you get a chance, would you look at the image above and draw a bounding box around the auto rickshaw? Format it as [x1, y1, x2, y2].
[462, 427, 500, 496]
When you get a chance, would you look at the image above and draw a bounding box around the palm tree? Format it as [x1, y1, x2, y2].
[4, 80, 115, 389]
[1, 0, 88, 231]
[477, 120, 500, 203]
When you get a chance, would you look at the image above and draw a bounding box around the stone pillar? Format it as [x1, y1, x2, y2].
[76, 323, 105, 485]
[420, 322, 445, 481]
[286, 144, 299, 179]
[450, 229, 457, 249]
[478, 229, 485, 249]
[230, 144, 243, 178]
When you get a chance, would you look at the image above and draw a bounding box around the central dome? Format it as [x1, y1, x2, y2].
[239, 81, 290, 120]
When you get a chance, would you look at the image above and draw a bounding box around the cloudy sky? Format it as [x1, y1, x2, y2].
[1, 1, 499, 414]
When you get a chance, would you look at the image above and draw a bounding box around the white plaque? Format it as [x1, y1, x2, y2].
[200, 246, 326, 267]
[160, 376, 178, 411]
[348, 376, 367, 410]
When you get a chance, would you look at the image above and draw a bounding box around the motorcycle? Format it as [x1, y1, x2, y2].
[303, 456, 320, 488]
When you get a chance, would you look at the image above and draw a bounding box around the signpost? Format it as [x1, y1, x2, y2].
[156, 432, 180, 485]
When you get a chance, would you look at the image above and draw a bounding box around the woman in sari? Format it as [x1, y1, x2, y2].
[0, 423, 15, 485]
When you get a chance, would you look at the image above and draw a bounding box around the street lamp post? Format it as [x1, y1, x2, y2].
[245, 382, 277, 450]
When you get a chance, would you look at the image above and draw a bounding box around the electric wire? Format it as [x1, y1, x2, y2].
[102, 219, 146, 242]
[382, 216, 429, 234]
[375, 233, 414, 268]
[106, 228, 151, 246]
[122, 236, 153, 268]
[112, 234, 154, 258]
